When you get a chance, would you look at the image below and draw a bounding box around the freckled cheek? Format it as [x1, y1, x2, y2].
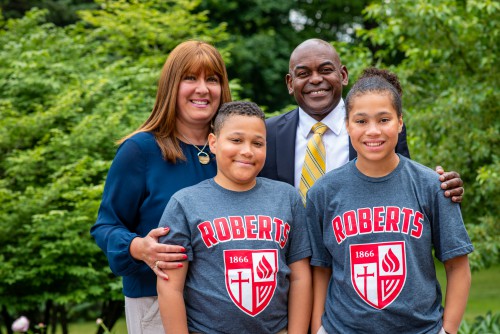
[212, 86, 222, 100]
[387, 128, 400, 139]
[257, 150, 267, 164]
[347, 128, 363, 140]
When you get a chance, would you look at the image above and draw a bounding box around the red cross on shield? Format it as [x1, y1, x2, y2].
[349, 241, 406, 309]
[224, 249, 278, 316]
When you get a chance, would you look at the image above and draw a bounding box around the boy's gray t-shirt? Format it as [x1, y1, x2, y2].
[159, 177, 311, 334]
[306, 155, 473, 334]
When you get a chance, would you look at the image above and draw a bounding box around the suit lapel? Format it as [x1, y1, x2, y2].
[348, 136, 357, 160]
[276, 109, 299, 185]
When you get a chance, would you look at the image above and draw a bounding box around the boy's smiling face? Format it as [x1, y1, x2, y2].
[209, 114, 266, 191]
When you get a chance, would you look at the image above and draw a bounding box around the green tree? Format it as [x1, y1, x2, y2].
[195, 0, 299, 113]
[197, 0, 372, 112]
[292, 0, 369, 40]
[2, 0, 375, 112]
[0, 0, 97, 26]
[357, 0, 499, 270]
[0, 0, 232, 332]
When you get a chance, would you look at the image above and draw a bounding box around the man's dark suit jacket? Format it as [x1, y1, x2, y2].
[260, 107, 410, 186]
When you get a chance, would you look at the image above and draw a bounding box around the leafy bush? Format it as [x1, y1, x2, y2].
[357, 0, 500, 272]
[460, 312, 500, 334]
[0, 0, 234, 331]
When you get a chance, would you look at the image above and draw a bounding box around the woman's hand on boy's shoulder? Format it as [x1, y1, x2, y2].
[130, 227, 187, 280]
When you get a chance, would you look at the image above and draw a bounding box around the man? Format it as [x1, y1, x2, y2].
[260, 38, 463, 201]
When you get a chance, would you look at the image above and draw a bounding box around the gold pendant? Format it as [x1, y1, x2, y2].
[198, 152, 210, 165]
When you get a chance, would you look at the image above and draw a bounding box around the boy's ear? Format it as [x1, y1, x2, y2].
[208, 133, 217, 155]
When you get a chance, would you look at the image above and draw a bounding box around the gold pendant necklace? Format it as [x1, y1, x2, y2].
[180, 133, 210, 165]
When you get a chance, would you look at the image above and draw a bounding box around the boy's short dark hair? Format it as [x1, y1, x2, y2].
[213, 101, 265, 135]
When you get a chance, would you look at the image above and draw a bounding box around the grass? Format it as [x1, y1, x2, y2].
[435, 261, 500, 321]
[59, 263, 499, 333]
[59, 318, 127, 334]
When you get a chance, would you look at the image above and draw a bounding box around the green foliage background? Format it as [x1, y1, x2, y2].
[0, 0, 498, 331]
[0, 0, 235, 324]
[359, 0, 499, 270]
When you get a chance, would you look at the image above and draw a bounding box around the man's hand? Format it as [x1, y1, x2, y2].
[436, 166, 464, 203]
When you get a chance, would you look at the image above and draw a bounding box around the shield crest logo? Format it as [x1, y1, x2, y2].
[224, 249, 278, 317]
[349, 241, 406, 309]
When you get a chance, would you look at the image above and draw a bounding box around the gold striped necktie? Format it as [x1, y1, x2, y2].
[299, 122, 327, 205]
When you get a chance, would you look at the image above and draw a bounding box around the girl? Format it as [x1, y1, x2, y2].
[306, 68, 472, 334]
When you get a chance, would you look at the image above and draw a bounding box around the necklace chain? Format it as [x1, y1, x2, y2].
[180, 133, 210, 165]
[180, 133, 208, 152]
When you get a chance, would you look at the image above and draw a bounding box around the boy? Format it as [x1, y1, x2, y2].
[157, 101, 312, 334]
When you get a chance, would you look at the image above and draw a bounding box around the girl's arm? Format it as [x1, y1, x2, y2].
[157, 263, 190, 334]
[311, 266, 332, 334]
[287, 258, 312, 334]
[442, 255, 471, 334]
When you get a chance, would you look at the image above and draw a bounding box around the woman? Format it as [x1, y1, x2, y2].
[90, 40, 232, 333]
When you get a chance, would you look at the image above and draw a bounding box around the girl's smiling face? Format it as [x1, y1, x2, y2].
[346, 92, 403, 177]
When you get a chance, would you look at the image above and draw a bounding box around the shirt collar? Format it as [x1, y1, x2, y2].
[298, 99, 346, 138]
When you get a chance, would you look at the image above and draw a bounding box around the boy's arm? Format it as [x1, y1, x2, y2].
[287, 258, 312, 334]
[442, 255, 471, 334]
[157, 263, 190, 334]
[311, 266, 332, 334]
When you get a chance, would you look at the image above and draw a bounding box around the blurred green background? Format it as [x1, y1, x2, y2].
[0, 0, 498, 333]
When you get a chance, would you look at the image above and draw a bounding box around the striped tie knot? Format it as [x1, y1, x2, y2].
[312, 122, 327, 135]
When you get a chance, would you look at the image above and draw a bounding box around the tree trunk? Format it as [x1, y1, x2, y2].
[50, 304, 57, 334]
[43, 300, 53, 333]
[58, 305, 68, 334]
[1, 305, 13, 334]
[96, 299, 124, 334]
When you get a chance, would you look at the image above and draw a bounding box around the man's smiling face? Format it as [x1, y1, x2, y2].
[286, 40, 348, 121]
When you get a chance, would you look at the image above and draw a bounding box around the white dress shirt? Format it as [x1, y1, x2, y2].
[294, 99, 350, 188]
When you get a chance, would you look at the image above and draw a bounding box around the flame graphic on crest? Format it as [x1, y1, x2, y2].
[257, 256, 273, 279]
[382, 248, 400, 273]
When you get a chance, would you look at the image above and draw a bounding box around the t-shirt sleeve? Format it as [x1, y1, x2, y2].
[158, 196, 193, 261]
[431, 189, 474, 262]
[306, 192, 332, 268]
[90, 139, 147, 276]
[286, 193, 312, 265]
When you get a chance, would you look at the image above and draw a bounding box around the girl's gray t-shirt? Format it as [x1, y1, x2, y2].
[307, 155, 473, 334]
